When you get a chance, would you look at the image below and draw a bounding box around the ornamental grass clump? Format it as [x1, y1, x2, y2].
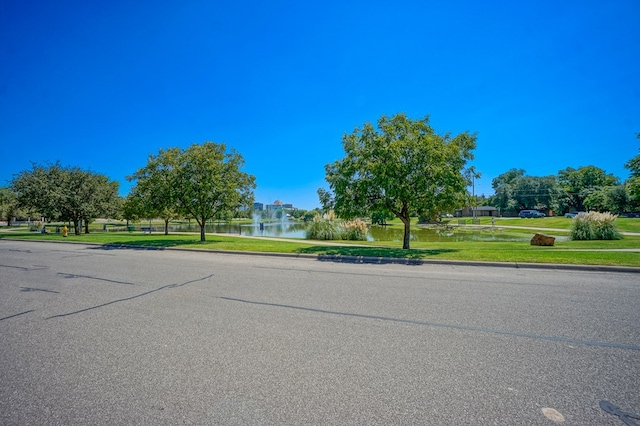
[340, 218, 368, 241]
[305, 212, 340, 240]
[570, 211, 621, 240]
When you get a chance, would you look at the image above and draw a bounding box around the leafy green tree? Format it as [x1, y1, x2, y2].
[130, 142, 255, 242]
[490, 170, 559, 213]
[371, 211, 394, 225]
[121, 193, 143, 225]
[79, 172, 120, 233]
[317, 188, 334, 214]
[0, 187, 23, 226]
[511, 175, 559, 211]
[324, 113, 476, 249]
[489, 169, 525, 213]
[11, 162, 119, 235]
[302, 209, 320, 222]
[557, 166, 619, 212]
[128, 148, 182, 235]
[584, 185, 628, 213]
[625, 135, 640, 209]
[175, 143, 255, 241]
[11, 162, 62, 221]
[109, 196, 126, 222]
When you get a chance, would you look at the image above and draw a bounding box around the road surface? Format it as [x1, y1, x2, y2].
[1, 240, 639, 425]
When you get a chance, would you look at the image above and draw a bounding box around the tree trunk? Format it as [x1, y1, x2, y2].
[400, 216, 411, 250]
[197, 217, 206, 242]
[73, 219, 80, 235]
[84, 219, 90, 234]
[164, 219, 169, 235]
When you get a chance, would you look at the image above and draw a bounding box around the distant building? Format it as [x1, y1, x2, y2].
[457, 206, 499, 217]
[266, 200, 294, 211]
[253, 202, 264, 211]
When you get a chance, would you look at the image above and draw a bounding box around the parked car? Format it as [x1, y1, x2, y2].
[565, 211, 585, 218]
[519, 210, 545, 218]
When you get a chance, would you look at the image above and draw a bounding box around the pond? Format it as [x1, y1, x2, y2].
[165, 221, 548, 243]
[168, 222, 308, 238]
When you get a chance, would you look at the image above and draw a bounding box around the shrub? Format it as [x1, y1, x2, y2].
[305, 212, 340, 240]
[570, 214, 594, 240]
[570, 211, 621, 240]
[340, 218, 368, 241]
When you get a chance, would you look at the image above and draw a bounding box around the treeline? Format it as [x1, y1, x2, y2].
[0, 142, 255, 241]
[4, 162, 120, 235]
[2, 131, 639, 240]
[488, 159, 640, 215]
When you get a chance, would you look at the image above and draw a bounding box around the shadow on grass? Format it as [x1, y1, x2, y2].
[297, 246, 459, 261]
[89, 239, 209, 250]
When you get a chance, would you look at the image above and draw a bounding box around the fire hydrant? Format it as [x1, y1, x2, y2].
[62, 226, 68, 237]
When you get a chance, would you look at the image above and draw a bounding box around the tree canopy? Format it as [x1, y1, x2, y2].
[490, 168, 525, 212]
[324, 113, 476, 249]
[624, 135, 640, 209]
[128, 142, 256, 241]
[11, 162, 119, 234]
[557, 166, 619, 212]
[490, 169, 559, 212]
[583, 185, 629, 213]
[127, 147, 181, 234]
[0, 187, 23, 226]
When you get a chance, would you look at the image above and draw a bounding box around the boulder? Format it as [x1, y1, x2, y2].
[530, 233, 555, 246]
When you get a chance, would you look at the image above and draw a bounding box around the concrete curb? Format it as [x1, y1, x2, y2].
[3, 237, 639, 273]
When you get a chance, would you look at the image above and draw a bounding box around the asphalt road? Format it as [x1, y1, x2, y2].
[1, 240, 639, 425]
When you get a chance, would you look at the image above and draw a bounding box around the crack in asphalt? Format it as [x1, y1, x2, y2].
[0, 310, 35, 321]
[220, 296, 640, 351]
[57, 272, 137, 286]
[0, 264, 49, 271]
[0, 264, 31, 271]
[47, 274, 215, 319]
[20, 287, 60, 294]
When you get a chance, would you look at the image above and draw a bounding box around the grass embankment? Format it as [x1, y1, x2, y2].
[2, 221, 639, 267]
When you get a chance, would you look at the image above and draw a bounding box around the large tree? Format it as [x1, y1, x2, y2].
[490, 170, 560, 213]
[557, 166, 619, 212]
[79, 172, 120, 233]
[324, 113, 476, 249]
[129, 142, 255, 242]
[127, 147, 182, 235]
[584, 185, 628, 213]
[490, 168, 525, 213]
[0, 187, 23, 226]
[11, 162, 119, 234]
[625, 135, 640, 209]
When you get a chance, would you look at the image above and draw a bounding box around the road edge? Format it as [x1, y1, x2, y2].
[3, 238, 638, 273]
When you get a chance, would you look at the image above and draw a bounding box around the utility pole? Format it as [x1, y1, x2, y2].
[472, 174, 475, 219]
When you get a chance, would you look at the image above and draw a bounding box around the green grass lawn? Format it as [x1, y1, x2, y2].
[467, 216, 640, 233]
[2, 225, 639, 267]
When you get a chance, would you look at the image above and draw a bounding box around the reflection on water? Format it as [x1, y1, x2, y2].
[170, 222, 307, 238]
[166, 222, 553, 243]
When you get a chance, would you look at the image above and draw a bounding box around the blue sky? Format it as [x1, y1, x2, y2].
[1, 1, 639, 210]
